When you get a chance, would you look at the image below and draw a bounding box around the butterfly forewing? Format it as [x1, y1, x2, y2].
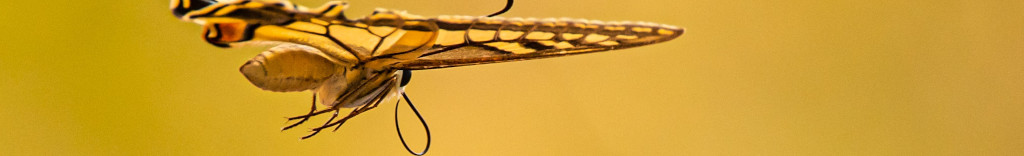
[392, 16, 684, 70]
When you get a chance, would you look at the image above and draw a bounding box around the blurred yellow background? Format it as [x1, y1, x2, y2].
[2, 0, 1022, 155]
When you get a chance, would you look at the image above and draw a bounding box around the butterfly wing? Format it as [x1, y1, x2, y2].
[391, 16, 684, 70]
[174, 0, 683, 70]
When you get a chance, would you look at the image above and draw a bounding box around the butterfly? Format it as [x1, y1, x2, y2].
[172, 0, 682, 154]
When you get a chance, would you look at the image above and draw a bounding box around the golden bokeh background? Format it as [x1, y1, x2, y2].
[2, 0, 1022, 155]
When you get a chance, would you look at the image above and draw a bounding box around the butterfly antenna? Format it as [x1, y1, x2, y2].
[396, 92, 431, 155]
[486, 0, 514, 17]
[391, 0, 506, 146]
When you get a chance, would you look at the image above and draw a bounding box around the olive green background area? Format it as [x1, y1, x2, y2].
[1, 0, 1022, 155]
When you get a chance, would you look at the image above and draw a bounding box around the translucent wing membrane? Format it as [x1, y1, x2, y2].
[394, 16, 683, 69]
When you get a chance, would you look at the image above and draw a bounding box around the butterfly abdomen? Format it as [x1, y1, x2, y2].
[240, 44, 339, 92]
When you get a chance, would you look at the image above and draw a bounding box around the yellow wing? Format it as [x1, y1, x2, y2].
[173, 0, 683, 70]
[392, 16, 684, 70]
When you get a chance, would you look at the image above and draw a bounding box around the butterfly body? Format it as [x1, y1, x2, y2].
[172, 0, 682, 137]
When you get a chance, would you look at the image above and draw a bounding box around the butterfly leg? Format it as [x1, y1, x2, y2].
[301, 109, 342, 139]
[299, 101, 376, 139]
[333, 97, 385, 131]
[284, 75, 384, 121]
[282, 93, 319, 131]
[294, 76, 399, 139]
[303, 84, 394, 136]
